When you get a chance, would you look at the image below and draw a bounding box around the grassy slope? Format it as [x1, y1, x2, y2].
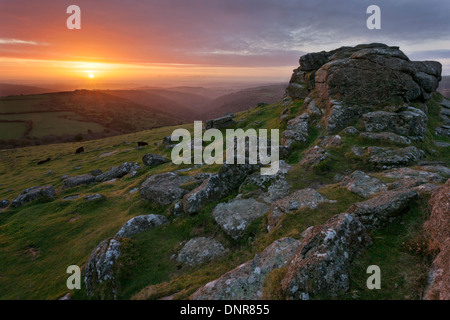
[0, 93, 448, 300]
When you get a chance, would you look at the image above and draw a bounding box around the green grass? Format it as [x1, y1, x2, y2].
[0, 112, 105, 137]
[0, 122, 28, 139]
[0, 94, 447, 300]
[342, 198, 434, 300]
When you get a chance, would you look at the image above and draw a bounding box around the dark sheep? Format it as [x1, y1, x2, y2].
[37, 158, 51, 165]
[75, 147, 85, 154]
[137, 141, 148, 147]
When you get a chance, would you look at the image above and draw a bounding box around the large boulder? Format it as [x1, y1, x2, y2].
[142, 153, 169, 167]
[85, 238, 122, 299]
[183, 161, 260, 214]
[281, 213, 372, 299]
[212, 197, 269, 240]
[192, 237, 301, 300]
[140, 172, 193, 205]
[115, 214, 169, 238]
[423, 179, 450, 300]
[268, 188, 333, 231]
[12, 185, 56, 207]
[62, 174, 95, 189]
[95, 162, 141, 182]
[205, 114, 235, 129]
[348, 188, 418, 229]
[362, 107, 427, 140]
[176, 237, 226, 267]
[340, 170, 387, 198]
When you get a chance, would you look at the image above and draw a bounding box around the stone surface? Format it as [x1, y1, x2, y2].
[340, 170, 387, 198]
[423, 179, 450, 300]
[382, 167, 446, 183]
[0, 199, 10, 209]
[366, 146, 424, 169]
[212, 197, 270, 240]
[268, 189, 332, 230]
[348, 189, 418, 229]
[95, 162, 141, 182]
[115, 214, 169, 238]
[85, 238, 122, 299]
[12, 185, 56, 207]
[360, 132, 411, 145]
[140, 172, 193, 205]
[281, 113, 309, 148]
[299, 146, 329, 168]
[318, 135, 342, 148]
[362, 107, 427, 140]
[282, 213, 372, 299]
[142, 153, 169, 167]
[205, 114, 235, 129]
[62, 174, 95, 189]
[239, 160, 292, 203]
[192, 237, 301, 300]
[341, 126, 359, 135]
[176, 237, 226, 267]
[84, 194, 104, 201]
[183, 161, 260, 214]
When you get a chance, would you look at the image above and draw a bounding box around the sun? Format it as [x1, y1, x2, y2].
[88, 72, 94, 78]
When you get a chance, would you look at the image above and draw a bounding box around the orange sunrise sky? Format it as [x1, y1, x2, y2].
[0, 0, 449, 88]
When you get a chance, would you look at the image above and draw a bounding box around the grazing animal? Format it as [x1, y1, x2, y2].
[137, 141, 148, 147]
[37, 158, 51, 165]
[75, 147, 85, 154]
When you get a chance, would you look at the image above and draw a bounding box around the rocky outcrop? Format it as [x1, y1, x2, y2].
[140, 172, 194, 205]
[423, 179, 450, 300]
[95, 162, 141, 182]
[286, 43, 441, 139]
[12, 185, 56, 207]
[115, 214, 169, 238]
[340, 170, 387, 198]
[192, 237, 301, 300]
[142, 153, 169, 167]
[267, 188, 333, 230]
[62, 174, 95, 189]
[348, 189, 418, 229]
[176, 237, 226, 267]
[212, 197, 269, 240]
[281, 213, 372, 299]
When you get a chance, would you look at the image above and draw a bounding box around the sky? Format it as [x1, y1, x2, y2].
[0, 0, 449, 87]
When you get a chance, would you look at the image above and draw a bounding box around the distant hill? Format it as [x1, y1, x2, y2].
[0, 83, 53, 97]
[0, 90, 181, 148]
[200, 84, 287, 119]
[438, 75, 450, 98]
[102, 89, 209, 121]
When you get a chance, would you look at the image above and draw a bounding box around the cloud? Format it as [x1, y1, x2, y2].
[0, 38, 48, 46]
